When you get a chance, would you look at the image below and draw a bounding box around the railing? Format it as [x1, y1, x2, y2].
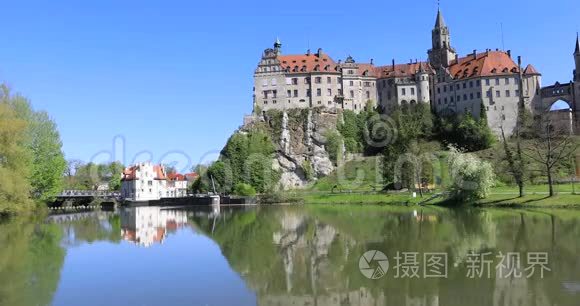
[58, 190, 120, 198]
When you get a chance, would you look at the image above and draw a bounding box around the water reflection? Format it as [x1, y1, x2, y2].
[120, 207, 188, 247]
[1, 205, 579, 306]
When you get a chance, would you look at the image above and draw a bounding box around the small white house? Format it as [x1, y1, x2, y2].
[120, 162, 188, 201]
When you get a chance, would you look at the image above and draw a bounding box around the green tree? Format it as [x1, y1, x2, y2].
[0, 103, 32, 214]
[1, 84, 66, 201]
[107, 162, 124, 191]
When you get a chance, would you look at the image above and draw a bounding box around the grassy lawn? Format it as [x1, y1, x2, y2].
[475, 193, 580, 208]
[296, 186, 580, 208]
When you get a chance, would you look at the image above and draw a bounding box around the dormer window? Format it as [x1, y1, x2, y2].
[502, 68, 509, 73]
[491, 68, 497, 74]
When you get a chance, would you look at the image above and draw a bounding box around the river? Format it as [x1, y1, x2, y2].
[0, 204, 579, 306]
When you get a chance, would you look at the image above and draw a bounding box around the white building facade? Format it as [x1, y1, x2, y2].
[120, 162, 188, 202]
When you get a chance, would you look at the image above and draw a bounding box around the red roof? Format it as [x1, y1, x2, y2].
[121, 164, 167, 181]
[167, 173, 186, 181]
[448, 51, 524, 80]
[357, 63, 378, 77]
[523, 64, 540, 75]
[278, 53, 339, 74]
[184, 172, 199, 181]
[375, 61, 433, 78]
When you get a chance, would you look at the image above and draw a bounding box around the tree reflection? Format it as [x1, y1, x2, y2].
[0, 215, 65, 306]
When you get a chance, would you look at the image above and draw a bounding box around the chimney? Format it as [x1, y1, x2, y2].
[517, 56, 522, 68]
[307, 49, 311, 56]
[317, 48, 323, 57]
[338, 59, 342, 64]
[507, 50, 512, 58]
[370, 58, 374, 65]
[392, 59, 395, 69]
[473, 49, 477, 58]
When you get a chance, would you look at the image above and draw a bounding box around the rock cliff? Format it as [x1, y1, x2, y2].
[242, 108, 340, 190]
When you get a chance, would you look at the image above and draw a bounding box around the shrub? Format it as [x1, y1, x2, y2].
[447, 146, 495, 203]
[233, 183, 256, 196]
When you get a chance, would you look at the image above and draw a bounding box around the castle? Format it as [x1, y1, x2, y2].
[253, 9, 580, 135]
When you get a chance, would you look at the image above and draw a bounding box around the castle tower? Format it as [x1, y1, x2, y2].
[274, 37, 282, 55]
[428, 9, 457, 68]
[416, 62, 430, 103]
[574, 33, 580, 82]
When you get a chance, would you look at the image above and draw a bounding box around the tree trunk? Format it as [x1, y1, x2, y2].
[518, 183, 525, 198]
[547, 169, 554, 197]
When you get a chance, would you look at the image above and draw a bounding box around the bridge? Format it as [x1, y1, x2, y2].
[57, 190, 120, 200]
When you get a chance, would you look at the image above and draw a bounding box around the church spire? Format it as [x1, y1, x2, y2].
[575, 33, 580, 55]
[435, 8, 446, 28]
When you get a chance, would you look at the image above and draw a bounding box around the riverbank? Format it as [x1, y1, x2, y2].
[280, 184, 580, 208]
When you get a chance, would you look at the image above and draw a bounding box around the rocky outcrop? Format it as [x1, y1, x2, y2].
[244, 108, 339, 190]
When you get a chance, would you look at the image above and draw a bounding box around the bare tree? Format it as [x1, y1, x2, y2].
[498, 56, 528, 197]
[523, 114, 578, 197]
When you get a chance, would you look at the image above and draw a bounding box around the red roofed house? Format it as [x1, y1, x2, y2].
[252, 8, 545, 136]
[120, 162, 187, 201]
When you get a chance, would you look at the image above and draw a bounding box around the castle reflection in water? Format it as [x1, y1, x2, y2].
[120, 207, 188, 247]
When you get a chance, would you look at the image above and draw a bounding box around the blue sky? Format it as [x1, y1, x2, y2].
[1, 0, 578, 172]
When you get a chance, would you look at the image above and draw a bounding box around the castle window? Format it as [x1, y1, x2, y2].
[476, 80, 481, 86]
[487, 91, 492, 98]
[272, 90, 277, 98]
[348, 70, 354, 75]
[451, 96, 454, 102]
[444, 97, 447, 104]
[470, 93, 474, 99]
[437, 88, 440, 94]
[496, 90, 501, 97]
[350, 81, 354, 86]
[294, 90, 298, 97]
[263, 91, 268, 98]
[505, 77, 510, 85]
[287, 90, 291, 98]
[273, 100, 277, 104]
[315, 77, 322, 84]
[366, 91, 370, 99]
[469, 81, 474, 88]
[327, 89, 332, 96]
[292, 78, 298, 85]
[263, 101, 268, 105]
[402, 88, 407, 95]
[338, 89, 342, 95]
[306, 89, 311, 97]
[350, 90, 354, 98]
[318, 101, 322, 105]
[463, 82, 467, 89]
[457, 95, 461, 102]
[317, 88, 322, 96]
[515, 90, 520, 96]
[486, 79, 490, 86]
[411, 88, 415, 95]
[262, 80, 268, 87]
[327, 77, 332, 83]
[383, 80, 386, 86]
[463, 94, 468, 100]
[477, 92, 481, 98]
[505, 90, 511, 97]
[495, 78, 500, 85]
[305, 77, 310, 84]
[443, 85, 447, 92]
[328, 101, 332, 105]
[456, 84, 460, 90]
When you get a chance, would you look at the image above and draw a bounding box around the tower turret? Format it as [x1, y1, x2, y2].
[416, 62, 431, 103]
[428, 8, 457, 68]
[274, 37, 282, 55]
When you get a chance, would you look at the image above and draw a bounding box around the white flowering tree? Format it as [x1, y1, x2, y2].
[447, 146, 495, 203]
